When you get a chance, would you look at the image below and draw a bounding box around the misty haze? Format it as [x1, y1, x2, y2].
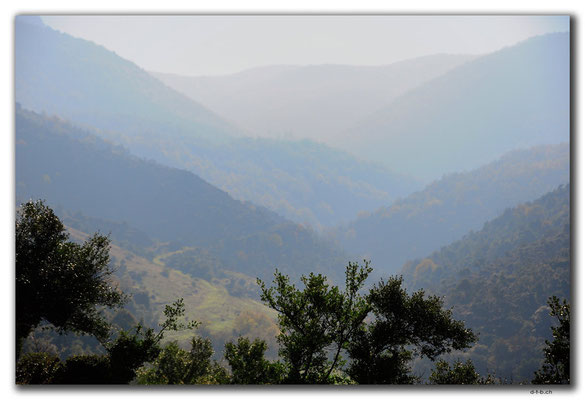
[15, 15, 570, 386]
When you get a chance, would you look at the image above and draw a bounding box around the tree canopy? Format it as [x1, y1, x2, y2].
[532, 297, 570, 384]
[346, 276, 477, 384]
[257, 262, 371, 383]
[258, 263, 476, 384]
[16, 200, 126, 358]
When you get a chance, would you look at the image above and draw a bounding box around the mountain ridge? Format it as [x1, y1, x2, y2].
[15, 106, 349, 282]
[333, 143, 569, 276]
[340, 32, 570, 181]
[152, 53, 476, 143]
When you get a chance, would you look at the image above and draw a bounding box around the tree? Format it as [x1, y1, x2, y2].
[16, 298, 197, 384]
[429, 359, 481, 384]
[135, 336, 229, 384]
[532, 296, 570, 384]
[16, 352, 64, 384]
[224, 337, 284, 384]
[345, 276, 477, 384]
[105, 298, 199, 384]
[257, 262, 371, 383]
[16, 200, 126, 358]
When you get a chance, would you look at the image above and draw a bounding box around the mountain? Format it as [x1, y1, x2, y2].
[152, 54, 475, 143]
[402, 185, 570, 382]
[159, 137, 420, 228]
[15, 16, 238, 144]
[15, 106, 349, 283]
[15, 16, 420, 228]
[334, 144, 569, 275]
[341, 33, 570, 181]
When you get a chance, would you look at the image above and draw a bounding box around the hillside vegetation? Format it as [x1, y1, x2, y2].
[335, 143, 569, 276]
[15, 106, 348, 284]
[402, 185, 570, 381]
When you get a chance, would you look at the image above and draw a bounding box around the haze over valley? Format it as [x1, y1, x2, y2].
[15, 15, 570, 384]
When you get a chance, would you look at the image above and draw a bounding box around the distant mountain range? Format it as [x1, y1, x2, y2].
[333, 143, 569, 276]
[341, 33, 569, 181]
[15, 16, 238, 144]
[152, 54, 475, 143]
[15, 16, 420, 228]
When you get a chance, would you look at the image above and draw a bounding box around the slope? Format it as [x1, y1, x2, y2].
[15, 15, 238, 144]
[61, 224, 281, 358]
[341, 33, 570, 181]
[152, 54, 475, 143]
[402, 185, 570, 382]
[15, 15, 420, 229]
[165, 136, 419, 228]
[15, 106, 348, 283]
[335, 144, 569, 275]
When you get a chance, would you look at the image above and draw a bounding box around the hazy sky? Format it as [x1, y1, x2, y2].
[41, 15, 569, 76]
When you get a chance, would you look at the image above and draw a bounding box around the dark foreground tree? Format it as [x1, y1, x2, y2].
[15, 352, 64, 384]
[346, 276, 477, 384]
[258, 264, 475, 384]
[257, 262, 371, 383]
[17, 298, 196, 384]
[16, 200, 125, 358]
[135, 336, 229, 384]
[532, 296, 570, 384]
[429, 359, 481, 384]
[224, 337, 284, 384]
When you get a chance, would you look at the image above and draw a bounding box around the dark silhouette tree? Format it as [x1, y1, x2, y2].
[346, 276, 477, 384]
[224, 337, 284, 384]
[532, 296, 570, 384]
[16, 200, 125, 359]
[15, 352, 64, 384]
[429, 359, 481, 384]
[16, 298, 197, 384]
[135, 336, 229, 384]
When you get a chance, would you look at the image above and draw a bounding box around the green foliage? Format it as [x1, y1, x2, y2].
[104, 298, 199, 384]
[346, 276, 476, 384]
[258, 262, 372, 383]
[105, 326, 161, 384]
[224, 337, 284, 384]
[532, 297, 570, 384]
[16, 200, 126, 358]
[16, 352, 63, 384]
[17, 297, 199, 384]
[429, 359, 481, 384]
[136, 336, 229, 384]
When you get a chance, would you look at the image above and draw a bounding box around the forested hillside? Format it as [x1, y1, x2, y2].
[335, 144, 569, 276]
[15, 106, 348, 283]
[15, 16, 419, 228]
[14, 15, 571, 386]
[342, 33, 569, 180]
[402, 185, 570, 381]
